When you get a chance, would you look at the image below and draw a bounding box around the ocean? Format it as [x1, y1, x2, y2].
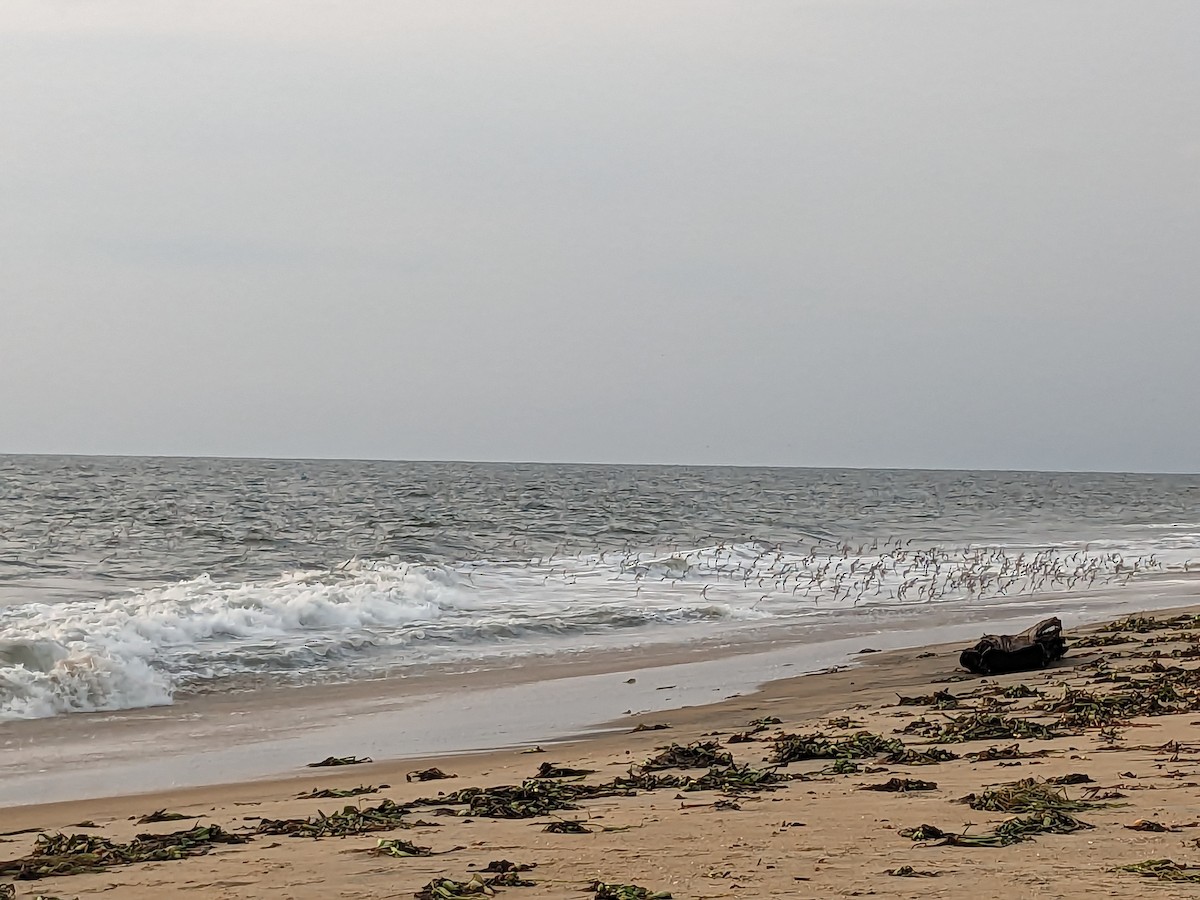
[2, 455, 1199, 722]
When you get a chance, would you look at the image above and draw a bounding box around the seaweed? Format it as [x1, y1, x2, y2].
[643, 741, 732, 771]
[885, 866, 941, 877]
[882, 747, 959, 765]
[307, 755, 372, 768]
[1115, 859, 1200, 883]
[937, 713, 1060, 743]
[533, 763, 596, 779]
[900, 810, 1090, 848]
[896, 690, 960, 709]
[135, 810, 192, 824]
[408, 768, 457, 782]
[296, 785, 383, 799]
[257, 799, 413, 837]
[859, 778, 937, 792]
[957, 779, 1093, 813]
[965, 744, 1050, 761]
[588, 882, 672, 899]
[0, 826, 248, 880]
[370, 838, 434, 857]
[771, 731, 903, 765]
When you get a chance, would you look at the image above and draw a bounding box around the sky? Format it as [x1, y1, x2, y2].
[2, 2, 1198, 472]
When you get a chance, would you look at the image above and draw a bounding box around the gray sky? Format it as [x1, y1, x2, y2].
[3, 2, 1198, 472]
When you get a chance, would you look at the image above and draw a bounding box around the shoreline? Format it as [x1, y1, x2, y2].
[5, 598, 1200, 897]
[5, 577, 1199, 808]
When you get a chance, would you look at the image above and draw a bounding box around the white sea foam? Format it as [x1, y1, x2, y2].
[1, 540, 1194, 720]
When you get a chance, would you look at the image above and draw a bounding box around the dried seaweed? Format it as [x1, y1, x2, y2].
[257, 799, 413, 837]
[900, 810, 1090, 848]
[965, 744, 1050, 761]
[370, 838, 434, 857]
[643, 741, 732, 771]
[885, 866, 941, 877]
[588, 882, 673, 900]
[771, 731, 903, 765]
[883, 747, 959, 765]
[1115, 859, 1200, 883]
[0, 826, 248, 880]
[296, 785, 383, 799]
[408, 768, 457, 782]
[135, 810, 192, 824]
[958, 779, 1093, 813]
[307, 755, 372, 768]
[937, 713, 1060, 743]
[860, 778, 937, 793]
[533, 763, 596, 779]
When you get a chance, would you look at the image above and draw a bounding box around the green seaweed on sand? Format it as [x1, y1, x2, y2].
[822, 758, 862, 775]
[0, 826, 249, 880]
[896, 690, 960, 709]
[937, 713, 1060, 743]
[370, 838, 434, 857]
[257, 799, 413, 837]
[1115, 859, 1200, 882]
[643, 741, 732, 770]
[408, 768, 457, 782]
[420, 781, 599, 819]
[534, 763, 596, 779]
[135, 810, 192, 824]
[481, 860, 536, 873]
[900, 810, 1090, 848]
[965, 744, 1050, 761]
[859, 778, 937, 792]
[771, 731, 903, 764]
[416, 867, 538, 897]
[883, 747, 959, 765]
[543, 820, 591, 834]
[588, 882, 672, 900]
[886, 866, 941, 877]
[629, 723, 671, 733]
[958, 779, 1095, 813]
[307, 755, 372, 767]
[296, 785, 383, 799]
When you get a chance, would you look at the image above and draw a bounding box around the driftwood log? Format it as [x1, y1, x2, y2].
[959, 617, 1066, 676]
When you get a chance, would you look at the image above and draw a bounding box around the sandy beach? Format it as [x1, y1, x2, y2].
[6, 603, 1200, 899]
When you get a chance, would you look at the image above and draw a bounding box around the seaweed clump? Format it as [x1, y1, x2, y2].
[0, 826, 248, 880]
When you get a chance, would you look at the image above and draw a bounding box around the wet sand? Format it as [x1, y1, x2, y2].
[7, 601, 1200, 898]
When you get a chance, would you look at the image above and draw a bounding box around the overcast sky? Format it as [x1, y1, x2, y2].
[2, 2, 1197, 472]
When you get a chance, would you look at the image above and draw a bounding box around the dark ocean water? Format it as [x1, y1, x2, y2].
[1, 455, 1198, 719]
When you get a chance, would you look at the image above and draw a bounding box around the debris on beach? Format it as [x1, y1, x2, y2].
[957, 779, 1096, 813]
[885, 865, 941, 877]
[481, 860, 536, 873]
[135, 810, 193, 824]
[896, 690, 960, 709]
[859, 778, 937, 792]
[542, 819, 591, 833]
[257, 799, 416, 837]
[0, 826, 249, 880]
[306, 755, 372, 767]
[882, 746, 959, 765]
[588, 881, 672, 899]
[965, 744, 1050, 761]
[533, 763, 596, 779]
[936, 712, 1060, 743]
[296, 784, 384, 799]
[771, 730, 903, 764]
[369, 838, 434, 857]
[408, 768, 457, 782]
[900, 810, 1091, 847]
[629, 723, 671, 734]
[1116, 859, 1200, 883]
[959, 617, 1066, 676]
[643, 741, 733, 770]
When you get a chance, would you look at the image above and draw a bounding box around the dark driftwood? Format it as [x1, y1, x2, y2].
[959, 617, 1066, 676]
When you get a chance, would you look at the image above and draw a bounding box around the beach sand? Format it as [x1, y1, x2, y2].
[7, 607, 1200, 899]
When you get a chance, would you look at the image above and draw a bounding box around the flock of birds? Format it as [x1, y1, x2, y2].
[488, 537, 1185, 612]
